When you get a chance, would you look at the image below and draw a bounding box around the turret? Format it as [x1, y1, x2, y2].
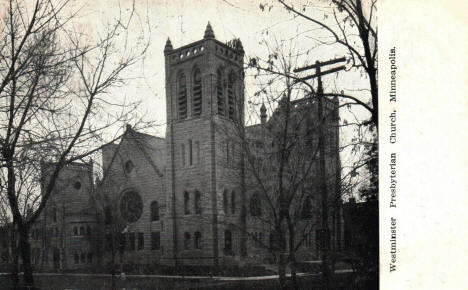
[260, 103, 267, 124]
[164, 37, 173, 53]
[204, 21, 215, 39]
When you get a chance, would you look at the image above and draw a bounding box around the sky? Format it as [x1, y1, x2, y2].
[78, 0, 372, 139]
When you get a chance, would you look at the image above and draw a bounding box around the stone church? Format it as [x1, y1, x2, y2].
[28, 23, 342, 271]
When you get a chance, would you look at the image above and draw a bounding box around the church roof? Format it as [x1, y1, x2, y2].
[97, 126, 165, 188]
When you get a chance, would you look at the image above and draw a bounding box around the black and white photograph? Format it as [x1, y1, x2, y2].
[0, 0, 465, 289]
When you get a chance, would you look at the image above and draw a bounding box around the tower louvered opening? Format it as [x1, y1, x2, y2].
[193, 68, 202, 116]
[179, 74, 187, 119]
[228, 73, 235, 120]
[217, 69, 225, 116]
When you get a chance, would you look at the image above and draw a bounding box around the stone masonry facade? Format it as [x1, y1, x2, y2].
[28, 23, 342, 271]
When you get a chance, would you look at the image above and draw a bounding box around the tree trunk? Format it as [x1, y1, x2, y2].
[287, 216, 299, 290]
[277, 251, 287, 290]
[289, 253, 299, 290]
[18, 224, 34, 288]
[10, 235, 19, 290]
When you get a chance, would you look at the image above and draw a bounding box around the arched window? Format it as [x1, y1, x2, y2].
[223, 190, 228, 214]
[227, 72, 235, 120]
[226, 140, 230, 164]
[192, 68, 202, 116]
[86, 226, 91, 236]
[194, 231, 202, 249]
[189, 139, 193, 166]
[178, 73, 187, 119]
[79, 226, 84, 236]
[231, 142, 236, 166]
[151, 201, 160, 221]
[74, 227, 78, 236]
[87, 253, 93, 264]
[217, 69, 225, 116]
[52, 207, 57, 223]
[184, 232, 191, 249]
[80, 253, 85, 264]
[231, 190, 236, 214]
[194, 190, 201, 214]
[184, 191, 190, 215]
[124, 160, 134, 173]
[104, 206, 112, 225]
[181, 144, 186, 167]
[224, 230, 232, 255]
[196, 141, 200, 164]
[250, 193, 262, 216]
[74, 253, 79, 264]
[301, 196, 313, 219]
[151, 232, 161, 250]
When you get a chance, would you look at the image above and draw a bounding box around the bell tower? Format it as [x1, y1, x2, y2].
[163, 23, 245, 266]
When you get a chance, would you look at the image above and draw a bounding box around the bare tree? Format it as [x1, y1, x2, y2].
[207, 38, 344, 290]
[258, 0, 377, 128]
[206, 28, 379, 289]
[0, 0, 151, 287]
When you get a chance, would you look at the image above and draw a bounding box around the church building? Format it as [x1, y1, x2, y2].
[28, 23, 342, 271]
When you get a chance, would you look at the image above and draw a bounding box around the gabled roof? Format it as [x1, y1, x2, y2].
[126, 127, 165, 178]
[97, 126, 165, 188]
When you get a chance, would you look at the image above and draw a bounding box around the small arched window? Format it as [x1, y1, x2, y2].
[151, 201, 160, 221]
[217, 69, 225, 116]
[74, 226, 78, 236]
[231, 190, 236, 214]
[184, 232, 191, 249]
[184, 191, 190, 215]
[192, 68, 202, 116]
[250, 193, 262, 216]
[231, 142, 236, 166]
[194, 190, 202, 214]
[74, 253, 79, 264]
[181, 144, 186, 167]
[104, 206, 112, 225]
[194, 231, 202, 249]
[124, 160, 134, 173]
[226, 140, 230, 164]
[188, 139, 193, 166]
[223, 190, 229, 214]
[80, 253, 85, 264]
[224, 230, 232, 255]
[86, 226, 91, 236]
[79, 226, 84, 236]
[87, 253, 93, 264]
[196, 141, 200, 164]
[178, 73, 187, 119]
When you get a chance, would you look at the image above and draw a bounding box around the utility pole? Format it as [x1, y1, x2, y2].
[294, 57, 346, 289]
